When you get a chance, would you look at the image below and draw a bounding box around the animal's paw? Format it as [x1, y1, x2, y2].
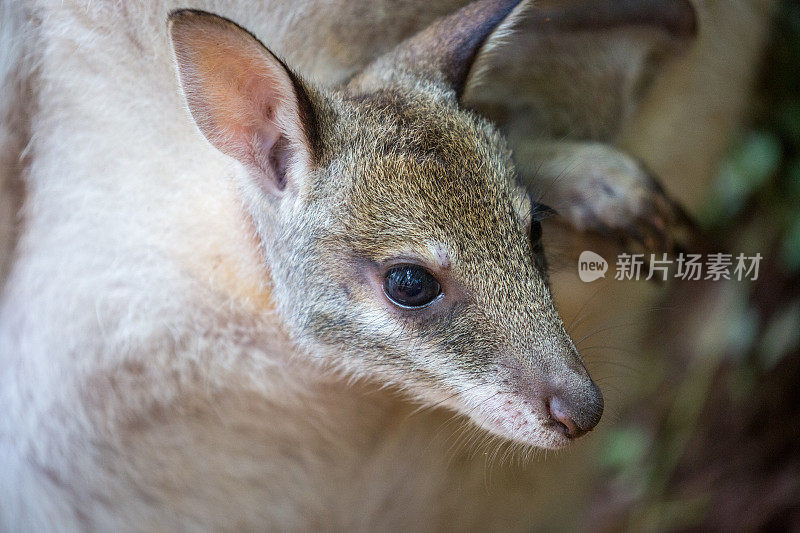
[533, 143, 697, 255]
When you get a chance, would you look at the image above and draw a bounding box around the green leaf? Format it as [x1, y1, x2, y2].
[700, 132, 782, 226]
[600, 426, 650, 472]
[776, 100, 800, 149]
[781, 213, 800, 272]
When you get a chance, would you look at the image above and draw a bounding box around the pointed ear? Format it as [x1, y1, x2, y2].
[348, 0, 528, 98]
[168, 10, 319, 194]
[463, 0, 697, 141]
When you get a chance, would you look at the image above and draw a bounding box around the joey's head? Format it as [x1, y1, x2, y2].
[169, 0, 602, 449]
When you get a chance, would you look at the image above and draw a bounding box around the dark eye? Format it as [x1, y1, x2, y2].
[529, 220, 548, 272]
[530, 220, 543, 247]
[383, 264, 441, 308]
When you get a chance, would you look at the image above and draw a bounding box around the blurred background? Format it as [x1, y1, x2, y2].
[531, 0, 800, 529]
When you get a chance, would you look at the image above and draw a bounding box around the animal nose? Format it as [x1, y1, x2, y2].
[547, 381, 603, 439]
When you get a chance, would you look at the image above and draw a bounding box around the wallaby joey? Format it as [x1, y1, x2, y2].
[169, 1, 602, 447]
[0, 0, 704, 529]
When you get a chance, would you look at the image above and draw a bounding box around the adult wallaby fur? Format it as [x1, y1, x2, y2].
[0, 0, 705, 530]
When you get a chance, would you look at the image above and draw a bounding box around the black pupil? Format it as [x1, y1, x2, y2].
[530, 220, 542, 245]
[530, 220, 549, 273]
[383, 265, 441, 308]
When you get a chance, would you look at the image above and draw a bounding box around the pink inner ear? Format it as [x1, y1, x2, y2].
[170, 12, 309, 194]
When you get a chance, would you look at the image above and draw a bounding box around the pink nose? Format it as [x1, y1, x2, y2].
[547, 383, 603, 439]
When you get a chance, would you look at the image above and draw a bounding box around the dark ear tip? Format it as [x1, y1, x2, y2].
[168, 8, 213, 21]
[167, 9, 228, 32]
[167, 9, 206, 34]
[167, 9, 245, 42]
[168, 8, 203, 23]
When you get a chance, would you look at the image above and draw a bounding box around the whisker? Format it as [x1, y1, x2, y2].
[564, 282, 611, 335]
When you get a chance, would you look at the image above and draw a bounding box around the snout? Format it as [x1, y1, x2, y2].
[546, 380, 603, 439]
[454, 357, 604, 449]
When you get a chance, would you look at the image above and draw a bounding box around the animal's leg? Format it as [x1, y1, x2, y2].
[518, 140, 697, 254]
